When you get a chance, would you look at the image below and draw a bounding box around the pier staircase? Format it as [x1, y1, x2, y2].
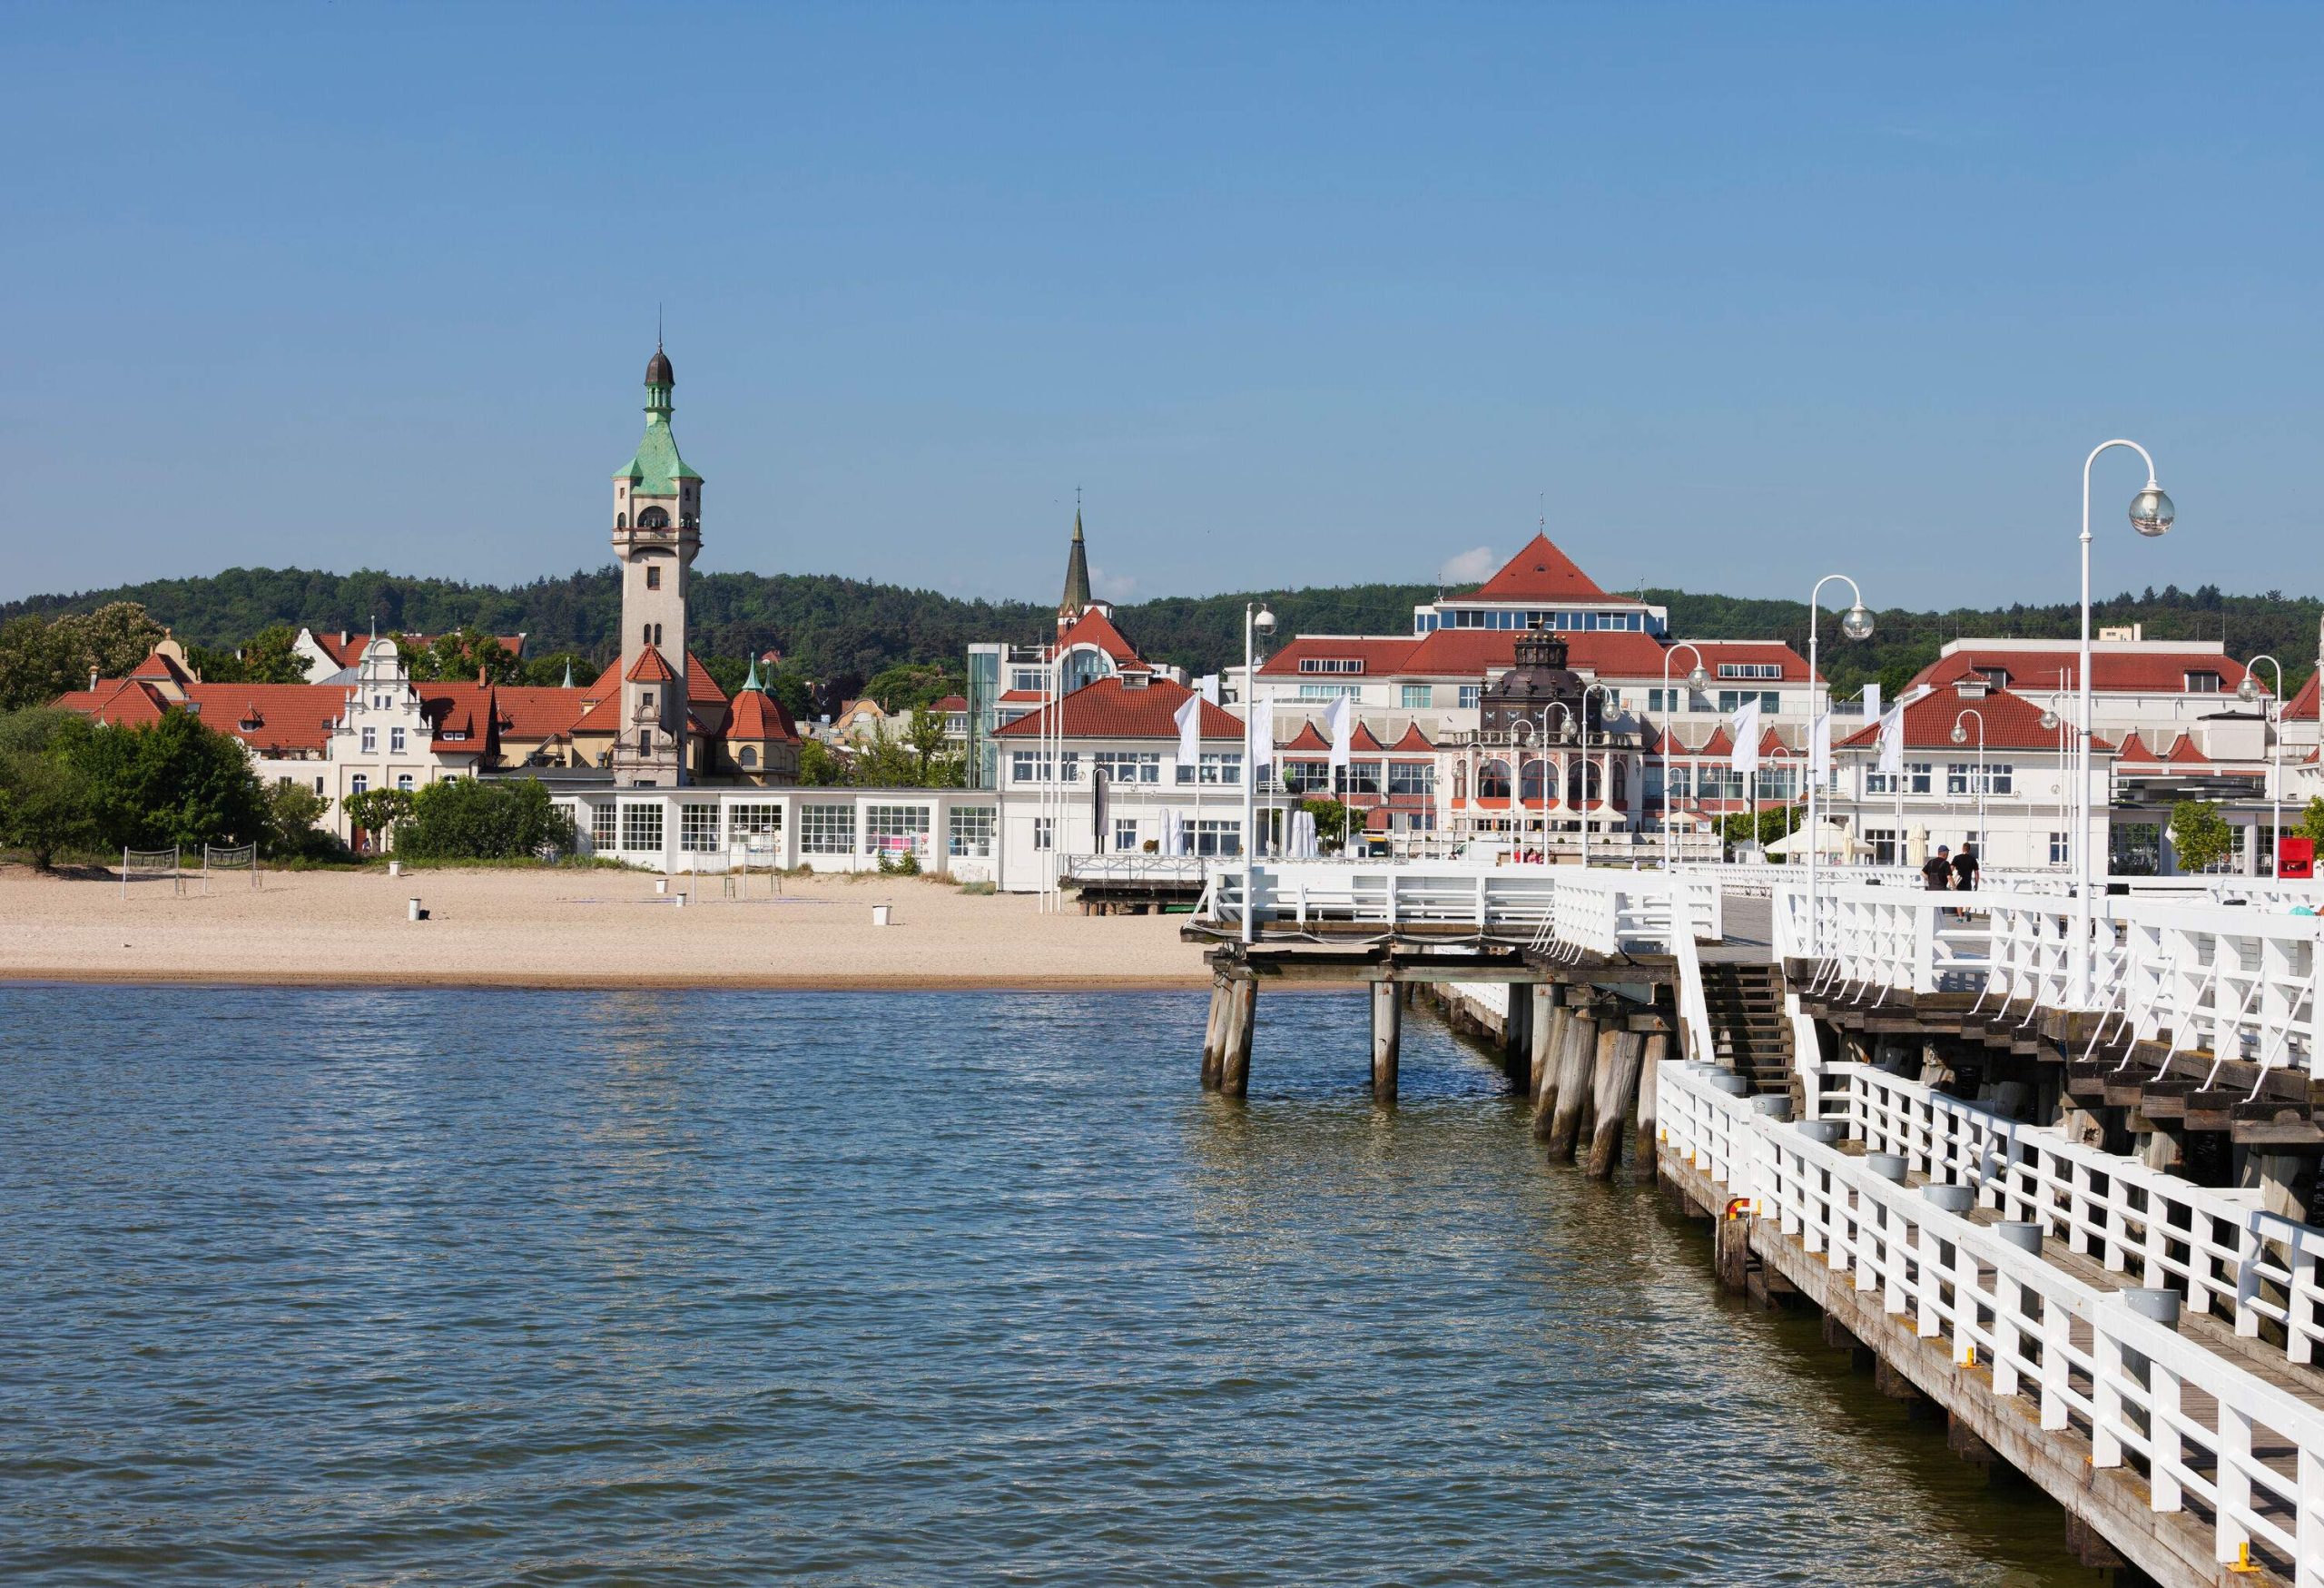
[1699, 962, 1793, 1096]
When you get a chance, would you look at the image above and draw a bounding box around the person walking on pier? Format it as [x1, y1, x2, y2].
[1952, 843, 1980, 893]
[1922, 844, 1953, 892]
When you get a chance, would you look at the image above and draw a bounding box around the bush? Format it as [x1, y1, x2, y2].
[393, 777, 576, 861]
[2168, 800, 2233, 873]
[72, 708, 266, 853]
[263, 779, 344, 861]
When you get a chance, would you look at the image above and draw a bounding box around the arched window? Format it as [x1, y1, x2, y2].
[1477, 758, 1512, 799]
[1568, 761, 1603, 806]
[1453, 762, 1467, 801]
[643, 624, 653, 647]
[637, 506, 670, 529]
[739, 746, 758, 768]
[617, 513, 627, 528]
[1518, 757, 1551, 802]
[637, 728, 653, 754]
[1611, 762, 1628, 806]
[652, 624, 663, 646]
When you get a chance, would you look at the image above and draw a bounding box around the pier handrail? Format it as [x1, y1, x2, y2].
[1661, 1060, 2324, 1579]
[1834, 1060, 2324, 1367]
[2111, 897, 2322, 1082]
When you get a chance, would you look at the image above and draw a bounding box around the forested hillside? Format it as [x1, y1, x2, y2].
[5, 566, 2316, 704]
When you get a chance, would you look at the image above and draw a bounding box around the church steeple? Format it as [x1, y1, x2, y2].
[1060, 506, 1092, 621]
[645, 340, 674, 419]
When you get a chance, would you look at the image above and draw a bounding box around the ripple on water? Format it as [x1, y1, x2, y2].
[0, 985, 2100, 1585]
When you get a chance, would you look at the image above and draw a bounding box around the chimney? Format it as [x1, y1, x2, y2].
[89, 668, 99, 692]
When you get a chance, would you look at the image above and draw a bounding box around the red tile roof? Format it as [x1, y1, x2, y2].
[1054, 607, 1141, 663]
[2114, 730, 2163, 764]
[1458, 534, 1611, 601]
[60, 679, 343, 755]
[493, 686, 588, 742]
[1397, 626, 1678, 678]
[684, 652, 728, 705]
[1256, 636, 1422, 677]
[1837, 686, 2106, 754]
[1911, 647, 2249, 697]
[418, 681, 497, 758]
[626, 646, 678, 684]
[2286, 673, 2319, 723]
[1282, 723, 1332, 752]
[993, 677, 1244, 742]
[1388, 723, 1435, 752]
[930, 695, 968, 712]
[2164, 732, 2211, 766]
[724, 686, 801, 744]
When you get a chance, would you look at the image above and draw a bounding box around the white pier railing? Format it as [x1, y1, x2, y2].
[2109, 897, 2322, 1082]
[1662, 1060, 2324, 1583]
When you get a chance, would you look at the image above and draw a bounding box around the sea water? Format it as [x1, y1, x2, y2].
[0, 986, 2099, 1585]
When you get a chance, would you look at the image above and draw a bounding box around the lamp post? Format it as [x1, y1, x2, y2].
[1950, 707, 1987, 863]
[1532, 702, 1578, 863]
[1659, 643, 1709, 866]
[2073, 442, 2174, 1006]
[2240, 656, 2285, 874]
[1805, 574, 1876, 955]
[1240, 600, 1275, 944]
[1581, 682, 1618, 869]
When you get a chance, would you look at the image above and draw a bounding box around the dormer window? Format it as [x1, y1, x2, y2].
[2186, 671, 2221, 693]
[1976, 666, 2010, 689]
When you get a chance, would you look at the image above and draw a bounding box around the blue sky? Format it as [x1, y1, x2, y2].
[4, 3, 2319, 611]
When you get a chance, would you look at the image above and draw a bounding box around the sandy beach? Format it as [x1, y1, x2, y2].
[0, 865, 1216, 990]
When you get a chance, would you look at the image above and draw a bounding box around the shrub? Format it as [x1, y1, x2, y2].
[393, 777, 576, 862]
[262, 779, 344, 861]
[72, 708, 265, 853]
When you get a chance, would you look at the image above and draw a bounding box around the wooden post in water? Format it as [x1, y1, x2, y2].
[1528, 986, 1559, 1100]
[1220, 978, 1256, 1097]
[1531, 1001, 1572, 1134]
[1370, 979, 1400, 1101]
[1500, 986, 1531, 1090]
[1545, 1010, 1600, 1159]
[1200, 973, 1231, 1090]
[1633, 1032, 1667, 1173]
[1587, 1030, 1647, 1179]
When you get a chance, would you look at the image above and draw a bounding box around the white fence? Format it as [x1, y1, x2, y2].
[2108, 897, 2322, 1083]
[1663, 1060, 2324, 1583]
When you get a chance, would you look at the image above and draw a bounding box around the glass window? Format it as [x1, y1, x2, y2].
[1114, 817, 1139, 852]
[1196, 752, 1242, 784]
[1387, 762, 1434, 796]
[1400, 685, 1431, 709]
[621, 803, 663, 852]
[1091, 751, 1161, 784]
[730, 803, 782, 837]
[2049, 831, 2070, 865]
[360, 726, 376, 753]
[1195, 819, 1241, 856]
[396, 774, 414, 792]
[949, 805, 995, 857]
[350, 774, 369, 796]
[390, 727, 406, 752]
[1457, 686, 1482, 710]
[1033, 816, 1054, 851]
[1337, 763, 1382, 795]
[866, 804, 931, 857]
[1296, 683, 1363, 700]
[1281, 759, 1328, 794]
[1866, 827, 1898, 866]
[801, 804, 855, 854]
[591, 803, 617, 851]
[681, 803, 721, 852]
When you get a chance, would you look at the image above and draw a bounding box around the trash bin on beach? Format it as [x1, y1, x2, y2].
[872, 904, 893, 927]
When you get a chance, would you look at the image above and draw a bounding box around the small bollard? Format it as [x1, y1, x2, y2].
[1710, 1073, 1752, 1097]
[388, 860, 401, 878]
[408, 897, 422, 922]
[1994, 1222, 2044, 1255]
[1751, 1094, 1793, 1121]
[1795, 1119, 1845, 1145]
[2123, 1288, 2181, 1328]
[872, 903, 893, 927]
[1922, 1183, 1975, 1213]
[673, 893, 685, 910]
[655, 877, 669, 896]
[1866, 1152, 1908, 1182]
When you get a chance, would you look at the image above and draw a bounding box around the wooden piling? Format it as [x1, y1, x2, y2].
[1200, 974, 1230, 1090]
[1633, 1032, 1666, 1174]
[1501, 986, 1531, 1090]
[1586, 1030, 1647, 1179]
[1370, 979, 1400, 1102]
[1531, 1001, 1570, 1116]
[1220, 978, 1256, 1097]
[1544, 1012, 1600, 1158]
[1526, 983, 1556, 1097]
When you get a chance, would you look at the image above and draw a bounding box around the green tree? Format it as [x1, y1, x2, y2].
[2297, 797, 2324, 844]
[0, 602, 167, 709]
[1300, 796, 1350, 848]
[261, 779, 340, 859]
[340, 786, 418, 848]
[0, 711, 97, 868]
[2168, 800, 2234, 874]
[71, 709, 265, 853]
[862, 663, 962, 714]
[519, 649, 597, 687]
[1719, 804, 1807, 847]
[409, 628, 522, 685]
[394, 778, 576, 861]
[796, 737, 848, 786]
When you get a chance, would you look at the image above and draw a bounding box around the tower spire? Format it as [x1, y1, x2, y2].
[1060, 498, 1092, 621]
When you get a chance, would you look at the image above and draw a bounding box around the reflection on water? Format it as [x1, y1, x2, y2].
[0, 985, 2102, 1585]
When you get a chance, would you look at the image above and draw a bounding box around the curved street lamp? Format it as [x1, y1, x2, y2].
[1239, 601, 1275, 943]
[2073, 442, 2173, 1005]
[2240, 656, 2285, 874]
[1806, 573, 1875, 956]
[1950, 707, 1987, 864]
[1659, 642, 1709, 865]
[1581, 681, 1619, 869]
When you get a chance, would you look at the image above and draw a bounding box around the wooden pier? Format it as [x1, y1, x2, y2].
[1182, 858, 2324, 1585]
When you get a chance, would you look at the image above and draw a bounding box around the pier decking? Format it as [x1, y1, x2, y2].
[1183, 857, 2324, 1585]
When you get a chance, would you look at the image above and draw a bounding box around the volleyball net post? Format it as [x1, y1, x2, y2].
[122, 845, 184, 899]
[201, 843, 261, 894]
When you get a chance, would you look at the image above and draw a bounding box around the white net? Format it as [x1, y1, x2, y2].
[122, 846, 183, 898]
[202, 843, 261, 892]
[724, 834, 783, 898]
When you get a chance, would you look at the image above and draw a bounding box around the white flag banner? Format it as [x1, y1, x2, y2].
[1290, 809, 1319, 859]
[1810, 712, 1834, 779]
[1728, 699, 1763, 776]
[1324, 695, 1354, 770]
[1876, 705, 1905, 774]
[1861, 683, 1881, 724]
[1244, 701, 1273, 774]
[1173, 693, 1203, 770]
[1164, 808, 1187, 856]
